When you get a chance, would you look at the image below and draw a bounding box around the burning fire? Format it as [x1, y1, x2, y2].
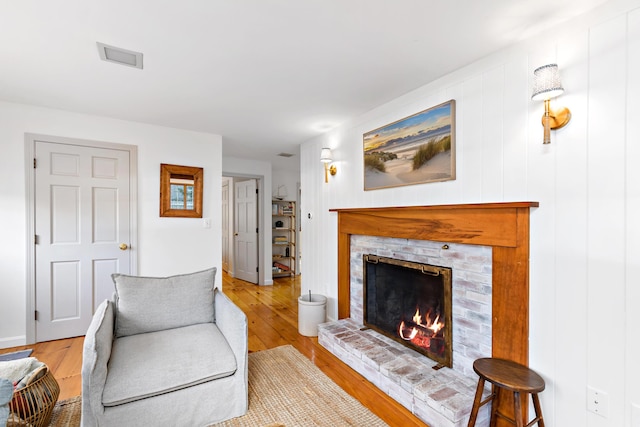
[398, 307, 445, 351]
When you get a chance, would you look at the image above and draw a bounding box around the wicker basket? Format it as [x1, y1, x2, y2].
[8, 366, 60, 427]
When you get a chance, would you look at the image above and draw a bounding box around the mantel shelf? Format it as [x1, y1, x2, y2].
[331, 202, 538, 249]
[330, 201, 539, 214]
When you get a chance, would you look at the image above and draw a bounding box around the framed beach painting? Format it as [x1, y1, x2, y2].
[363, 99, 456, 190]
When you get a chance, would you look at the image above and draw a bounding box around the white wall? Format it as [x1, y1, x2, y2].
[300, 1, 640, 426]
[0, 101, 222, 348]
[222, 155, 273, 285]
[272, 169, 299, 201]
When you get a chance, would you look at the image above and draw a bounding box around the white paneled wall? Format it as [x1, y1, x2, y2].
[627, 9, 640, 427]
[300, 1, 640, 425]
[587, 12, 629, 426]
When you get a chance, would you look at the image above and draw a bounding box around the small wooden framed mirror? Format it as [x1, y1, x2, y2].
[160, 163, 203, 218]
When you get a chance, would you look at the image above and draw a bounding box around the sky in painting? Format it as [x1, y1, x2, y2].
[364, 101, 452, 152]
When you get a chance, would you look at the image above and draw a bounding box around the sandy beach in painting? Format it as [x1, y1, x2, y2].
[364, 150, 452, 189]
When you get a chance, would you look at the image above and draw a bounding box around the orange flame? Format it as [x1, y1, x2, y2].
[399, 307, 445, 341]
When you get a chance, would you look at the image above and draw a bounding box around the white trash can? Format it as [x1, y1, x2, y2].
[298, 294, 327, 337]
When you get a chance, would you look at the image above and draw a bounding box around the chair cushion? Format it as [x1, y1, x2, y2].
[102, 323, 237, 407]
[112, 268, 216, 338]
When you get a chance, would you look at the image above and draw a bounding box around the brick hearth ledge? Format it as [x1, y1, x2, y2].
[319, 319, 491, 427]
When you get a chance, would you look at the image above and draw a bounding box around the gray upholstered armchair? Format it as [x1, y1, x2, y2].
[81, 268, 248, 427]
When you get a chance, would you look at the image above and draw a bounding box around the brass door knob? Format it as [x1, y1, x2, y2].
[119, 243, 129, 250]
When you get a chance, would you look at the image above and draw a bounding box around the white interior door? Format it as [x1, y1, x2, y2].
[35, 141, 132, 342]
[234, 179, 258, 284]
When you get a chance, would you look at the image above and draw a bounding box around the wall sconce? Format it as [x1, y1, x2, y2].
[320, 147, 337, 183]
[531, 63, 571, 144]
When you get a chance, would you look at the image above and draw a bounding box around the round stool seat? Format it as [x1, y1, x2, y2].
[468, 358, 546, 427]
[473, 358, 545, 394]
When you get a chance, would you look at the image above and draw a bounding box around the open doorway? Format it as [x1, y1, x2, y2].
[221, 175, 260, 284]
[222, 167, 299, 286]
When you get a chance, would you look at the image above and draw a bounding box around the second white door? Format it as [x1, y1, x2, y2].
[234, 179, 258, 284]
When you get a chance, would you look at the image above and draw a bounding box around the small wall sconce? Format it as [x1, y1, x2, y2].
[320, 147, 337, 183]
[531, 63, 571, 144]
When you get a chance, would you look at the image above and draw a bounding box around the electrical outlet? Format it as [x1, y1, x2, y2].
[203, 218, 211, 228]
[587, 386, 609, 418]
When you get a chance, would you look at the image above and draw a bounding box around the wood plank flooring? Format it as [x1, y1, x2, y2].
[0, 272, 426, 427]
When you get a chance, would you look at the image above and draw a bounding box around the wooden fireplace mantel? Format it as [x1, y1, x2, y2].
[330, 202, 539, 367]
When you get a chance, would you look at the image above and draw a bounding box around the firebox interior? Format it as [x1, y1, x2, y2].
[363, 254, 452, 367]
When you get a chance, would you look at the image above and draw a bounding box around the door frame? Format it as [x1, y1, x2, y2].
[24, 133, 138, 344]
[222, 173, 268, 285]
[221, 178, 232, 275]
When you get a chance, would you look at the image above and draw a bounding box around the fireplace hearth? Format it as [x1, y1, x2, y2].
[363, 255, 453, 367]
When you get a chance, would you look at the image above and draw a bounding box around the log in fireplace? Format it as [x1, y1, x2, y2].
[363, 254, 453, 367]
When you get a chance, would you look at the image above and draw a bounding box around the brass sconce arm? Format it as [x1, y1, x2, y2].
[542, 99, 571, 144]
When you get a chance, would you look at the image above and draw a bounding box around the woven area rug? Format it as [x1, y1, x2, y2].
[48, 345, 388, 427]
[50, 396, 81, 427]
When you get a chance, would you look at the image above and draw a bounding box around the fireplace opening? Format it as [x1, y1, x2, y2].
[363, 254, 453, 367]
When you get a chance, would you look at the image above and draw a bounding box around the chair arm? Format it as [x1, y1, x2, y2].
[0, 378, 12, 426]
[214, 289, 248, 379]
[81, 299, 114, 427]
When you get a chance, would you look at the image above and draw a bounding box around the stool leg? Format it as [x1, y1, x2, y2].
[490, 386, 499, 427]
[513, 391, 524, 427]
[532, 393, 545, 427]
[467, 378, 486, 427]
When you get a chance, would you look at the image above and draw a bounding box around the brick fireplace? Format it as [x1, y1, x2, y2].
[352, 236, 492, 377]
[322, 202, 538, 426]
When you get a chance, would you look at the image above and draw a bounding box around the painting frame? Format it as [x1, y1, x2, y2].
[363, 99, 456, 191]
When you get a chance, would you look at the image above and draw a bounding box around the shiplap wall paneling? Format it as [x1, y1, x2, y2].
[481, 65, 505, 201]
[626, 8, 640, 425]
[553, 29, 590, 427]
[526, 47, 561, 426]
[587, 13, 628, 427]
[445, 82, 465, 204]
[301, 140, 323, 301]
[461, 75, 484, 201]
[503, 56, 529, 201]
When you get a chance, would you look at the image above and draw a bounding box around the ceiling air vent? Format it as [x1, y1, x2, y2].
[277, 153, 295, 158]
[97, 42, 143, 69]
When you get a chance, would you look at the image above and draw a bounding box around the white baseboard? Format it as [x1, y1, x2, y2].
[0, 336, 26, 350]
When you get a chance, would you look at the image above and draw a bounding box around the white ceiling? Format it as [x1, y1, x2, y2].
[0, 0, 610, 171]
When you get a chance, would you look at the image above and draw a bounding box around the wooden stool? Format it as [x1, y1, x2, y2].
[467, 358, 545, 427]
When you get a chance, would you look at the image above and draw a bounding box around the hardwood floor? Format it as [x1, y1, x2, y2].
[0, 272, 426, 427]
[0, 331, 84, 401]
